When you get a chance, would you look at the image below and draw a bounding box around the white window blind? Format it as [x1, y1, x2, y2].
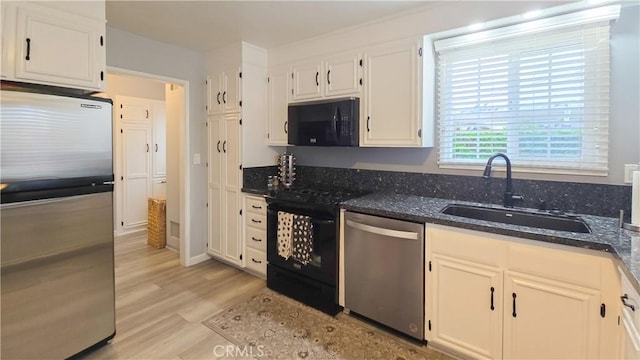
[435, 5, 620, 175]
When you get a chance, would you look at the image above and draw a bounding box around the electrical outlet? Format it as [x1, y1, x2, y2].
[624, 164, 640, 183]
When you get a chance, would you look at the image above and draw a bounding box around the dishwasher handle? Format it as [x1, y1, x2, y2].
[345, 219, 420, 240]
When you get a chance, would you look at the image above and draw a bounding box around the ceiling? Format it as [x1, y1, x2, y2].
[105, 1, 432, 52]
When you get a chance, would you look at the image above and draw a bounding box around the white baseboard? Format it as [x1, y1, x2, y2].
[115, 228, 147, 239]
[186, 253, 211, 266]
[115, 226, 147, 237]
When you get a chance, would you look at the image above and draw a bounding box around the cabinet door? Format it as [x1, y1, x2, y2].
[223, 113, 241, 190]
[207, 116, 223, 256]
[224, 187, 240, 263]
[222, 113, 241, 264]
[122, 123, 151, 231]
[207, 74, 224, 115]
[430, 254, 503, 359]
[119, 98, 152, 123]
[1, 3, 15, 79]
[292, 61, 322, 101]
[621, 316, 640, 360]
[362, 39, 422, 147]
[14, 5, 104, 90]
[223, 67, 241, 113]
[324, 52, 362, 97]
[503, 272, 601, 359]
[152, 102, 166, 178]
[267, 67, 290, 145]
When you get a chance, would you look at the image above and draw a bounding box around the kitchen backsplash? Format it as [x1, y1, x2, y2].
[244, 166, 632, 219]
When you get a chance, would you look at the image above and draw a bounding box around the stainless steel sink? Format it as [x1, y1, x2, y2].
[440, 204, 591, 233]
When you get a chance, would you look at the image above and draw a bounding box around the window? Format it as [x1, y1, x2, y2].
[434, 5, 620, 175]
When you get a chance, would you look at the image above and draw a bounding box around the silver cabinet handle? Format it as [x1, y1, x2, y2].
[345, 220, 419, 240]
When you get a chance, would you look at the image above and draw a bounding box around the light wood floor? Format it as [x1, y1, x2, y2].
[81, 233, 265, 360]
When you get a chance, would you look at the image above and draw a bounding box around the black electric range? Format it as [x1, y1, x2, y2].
[264, 186, 366, 315]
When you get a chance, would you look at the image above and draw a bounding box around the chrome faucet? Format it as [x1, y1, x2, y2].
[483, 153, 523, 208]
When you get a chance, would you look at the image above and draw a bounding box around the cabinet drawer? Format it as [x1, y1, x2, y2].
[246, 226, 266, 251]
[246, 213, 266, 230]
[246, 197, 266, 215]
[427, 225, 506, 267]
[245, 247, 266, 275]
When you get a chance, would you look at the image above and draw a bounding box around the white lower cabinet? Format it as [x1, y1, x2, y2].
[502, 272, 600, 359]
[242, 194, 267, 277]
[430, 254, 503, 359]
[619, 267, 640, 359]
[426, 224, 619, 359]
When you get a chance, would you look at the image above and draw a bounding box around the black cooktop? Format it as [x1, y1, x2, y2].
[265, 187, 366, 208]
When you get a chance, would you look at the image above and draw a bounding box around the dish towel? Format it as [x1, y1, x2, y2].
[277, 211, 293, 260]
[292, 215, 314, 265]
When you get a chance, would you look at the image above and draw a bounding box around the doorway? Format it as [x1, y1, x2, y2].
[100, 68, 189, 263]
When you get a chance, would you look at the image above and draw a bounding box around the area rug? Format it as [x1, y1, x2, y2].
[202, 288, 450, 360]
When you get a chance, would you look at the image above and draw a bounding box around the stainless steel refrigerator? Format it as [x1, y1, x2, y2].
[0, 83, 116, 359]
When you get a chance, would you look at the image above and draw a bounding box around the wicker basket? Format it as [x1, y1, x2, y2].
[147, 197, 166, 249]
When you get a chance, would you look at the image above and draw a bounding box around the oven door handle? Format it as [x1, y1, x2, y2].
[267, 208, 335, 223]
[311, 218, 335, 225]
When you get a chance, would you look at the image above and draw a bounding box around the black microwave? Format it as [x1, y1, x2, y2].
[288, 97, 359, 146]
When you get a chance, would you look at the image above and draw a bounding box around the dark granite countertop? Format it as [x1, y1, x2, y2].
[341, 192, 640, 294]
[241, 187, 269, 196]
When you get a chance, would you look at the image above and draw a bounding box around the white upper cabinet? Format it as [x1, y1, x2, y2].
[2, 2, 106, 91]
[362, 38, 426, 147]
[267, 66, 290, 145]
[272, 37, 432, 147]
[1, 3, 13, 79]
[291, 60, 322, 101]
[324, 52, 362, 97]
[289, 50, 363, 102]
[207, 67, 241, 115]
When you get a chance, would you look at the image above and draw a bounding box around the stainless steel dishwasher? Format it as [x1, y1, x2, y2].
[343, 211, 424, 340]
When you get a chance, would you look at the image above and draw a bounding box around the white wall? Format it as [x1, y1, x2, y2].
[106, 26, 207, 259]
[270, 1, 640, 185]
[103, 73, 165, 100]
